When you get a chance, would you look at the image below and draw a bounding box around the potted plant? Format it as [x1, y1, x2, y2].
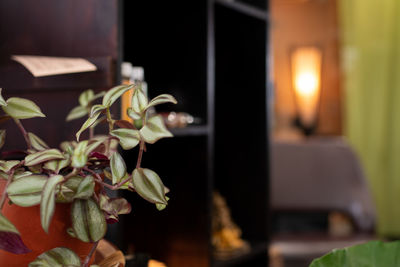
[0, 84, 176, 266]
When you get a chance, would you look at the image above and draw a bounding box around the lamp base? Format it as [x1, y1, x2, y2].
[293, 117, 317, 136]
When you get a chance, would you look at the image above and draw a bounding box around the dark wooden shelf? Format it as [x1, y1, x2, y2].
[214, 0, 268, 21]
[170, 125, 210, 137]
[213, 242, 269, 267]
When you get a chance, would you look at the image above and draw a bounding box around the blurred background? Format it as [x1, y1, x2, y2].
[0, 0, 399, 267]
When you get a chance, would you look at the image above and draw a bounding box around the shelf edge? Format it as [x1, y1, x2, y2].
[214, 0, 268, 21]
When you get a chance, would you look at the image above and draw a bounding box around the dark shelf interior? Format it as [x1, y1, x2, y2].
[213, 242, 269, 267]
[215, 0, 268, 21]
[170, 125, 210, 137]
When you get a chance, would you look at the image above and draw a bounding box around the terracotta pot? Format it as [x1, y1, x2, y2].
[0, 181, 94, 266]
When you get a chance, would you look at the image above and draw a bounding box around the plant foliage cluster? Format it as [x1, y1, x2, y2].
[0, 85, 176, 266]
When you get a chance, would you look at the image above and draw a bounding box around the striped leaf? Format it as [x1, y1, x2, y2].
[140, 115, 173, 144]
[131, 88, 148, 113]
[0, 160, 20, 173]
[40, 175, 64, 233]
[102, 84, 134, 107]
[110, 128, 140, 150]
[71, 141, 88, 168]
[74, 176, 95, 199]
[66, 106, 88, 122]
[110, 152, 126, 185]
[28, 132, 49, 151]
[24, 149, 65, 167]
[0, 213, 30, 254]
[29, 247, 81, 267]
[89, 104, 106, 118]
[146, 94, 177, 110]
[2, 97, 45, 119]
[76, 112, 101, 141]
[132, 168, 167, 205]
[71, 199, 107, 242]
[7, 175, 47, 207]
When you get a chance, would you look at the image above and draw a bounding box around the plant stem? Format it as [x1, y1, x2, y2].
[89, 126, 94, 139]
[82, 241, 99, 267]
[106, 107, 113, 131]
[0, 170, 14, 210]
[136, 140, 145, 169]
[14, 119, 31, 150]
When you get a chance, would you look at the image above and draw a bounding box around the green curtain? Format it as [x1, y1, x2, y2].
[339, 0, 400, 236]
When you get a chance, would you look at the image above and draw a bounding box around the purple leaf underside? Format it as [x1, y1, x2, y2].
[0, 231, 31, 254]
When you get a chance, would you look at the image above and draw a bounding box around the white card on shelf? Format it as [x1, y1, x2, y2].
[11, 55, 97, 77]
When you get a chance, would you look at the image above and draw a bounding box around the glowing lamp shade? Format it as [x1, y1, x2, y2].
[291, 47, 322, 135]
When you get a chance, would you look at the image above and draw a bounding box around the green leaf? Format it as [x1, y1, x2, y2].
[0, 160, 20, 173]
[132, 168, 167, 204]
[41, 175, 64, 233]
[156, 196, 170, 211]
[131, 88, 148, 113]
[140, 115, 173, 144]
[110, 128, 140, 150]
[146, 94, 177, 110]
[71, 141, 88, 168]
[28, 132, 49, 151]
[102, 84, 134, 107]
[127, 107, 141, 120]
[56, 176, 82, 203]
[25, 149, 65, 167]
[79, 89, 94, 107]
[76, 112, 101, 141]
[7, 175, 47, 207]
[74, 176, 95, 199]
[0, 213, 18, 234]
[0, 212, 30, 254]
[13, 170, 33, 180]
[0, 88, 7, 107]
[85, 136, 108, 155]
[2, 97, 45, 119]
[0, 129, 6, 150]
[90, 104, 106, 118]
[66, 106, 88, 122]
[309, 240, 400, 267]
[71, 198, 107, 242]
[43, 155, 70, 174]
[29, 247, 81, 267]
[110, 152, 126, 185]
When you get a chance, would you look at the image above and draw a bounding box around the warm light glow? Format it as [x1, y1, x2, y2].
[291, 47, 322, 127]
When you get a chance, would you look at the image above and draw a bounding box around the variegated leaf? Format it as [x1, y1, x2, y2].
[28, 132, 49, 151]
[66, 106, 88, 122]
[0, 213, 30, 254]
[90, 104, 106, 118]
[110, 128, 140, 150]
[7, 175, 47, 207]
[79, 89, 94, 107]
[0, 88, 7, 107]
[71, 141, 88, 168]
[127, 107, 141, 120]
[71, 199, 107, 242]
[131, 88, 148, 113]
[43, 155, 70, 174]
[146, 94, 177, 110]
[102, 84, 134, 107]
[76, 112, 101, 141]
[74, 176, 95, 199]
[132, 168, 167, 205]
[2, 97, 45, 119]
[140, 115, 173, 144]
[24, 149, 65, 167]
[0, 160, 20, 173]
[85, 136, 107, 156]
[28, 247, 81, 267]
[110, 152, 126, 185]
[0, 130, 6, 150]
[40, 175, 64, 233]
